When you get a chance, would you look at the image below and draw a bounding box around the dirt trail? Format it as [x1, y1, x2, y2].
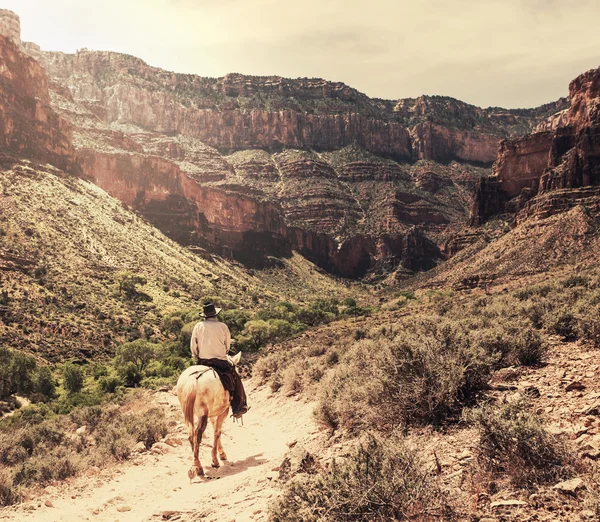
[1, 381, 319, 522]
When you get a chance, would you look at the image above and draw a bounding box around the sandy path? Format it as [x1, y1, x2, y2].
[0, 382, 319, 522]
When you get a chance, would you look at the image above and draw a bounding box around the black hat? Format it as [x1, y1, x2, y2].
[202, 302, 221, 318]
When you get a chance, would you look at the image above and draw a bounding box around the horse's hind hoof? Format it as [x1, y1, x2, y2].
[211, 462, 220, 469]
[219, 453, 228, 461]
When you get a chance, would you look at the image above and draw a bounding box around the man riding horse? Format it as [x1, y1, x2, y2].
[190, 302, 249, 418]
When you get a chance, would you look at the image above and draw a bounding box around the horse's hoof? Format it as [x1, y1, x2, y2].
[211, 462, 220, 468]
[188, 465, 204, 480]
[220, 453, 228, 461]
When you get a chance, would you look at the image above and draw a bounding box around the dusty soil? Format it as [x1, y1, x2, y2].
[0, 381, 320, 522]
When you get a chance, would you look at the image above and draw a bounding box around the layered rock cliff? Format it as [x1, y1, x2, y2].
[471, 65, 600, 225]
[0, 9, 577, 278]
[0, 31, 77, 173]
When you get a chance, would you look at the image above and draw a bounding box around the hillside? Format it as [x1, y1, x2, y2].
[0, 155, 355, 361]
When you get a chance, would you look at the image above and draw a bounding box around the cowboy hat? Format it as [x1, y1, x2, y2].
[202, 302, 222, 318]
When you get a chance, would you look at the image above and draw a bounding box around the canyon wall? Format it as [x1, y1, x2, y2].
[471, 66, 600, 225]
[0, 31, 77, 172]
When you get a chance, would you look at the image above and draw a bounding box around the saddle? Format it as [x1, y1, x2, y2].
[194, 358, 235, 397]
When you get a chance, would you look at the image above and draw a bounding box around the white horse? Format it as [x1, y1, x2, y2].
[177, 352, 242, 479]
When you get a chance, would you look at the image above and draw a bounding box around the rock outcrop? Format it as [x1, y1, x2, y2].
[471, 66, 600, 225]
[0, 33, 77, 173]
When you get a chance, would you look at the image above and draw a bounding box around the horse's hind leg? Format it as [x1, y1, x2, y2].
[211, 407, 229, 467]
[193, 414, 208, 477]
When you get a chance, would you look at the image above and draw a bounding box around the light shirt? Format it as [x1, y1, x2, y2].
[190, 318, 231, 361]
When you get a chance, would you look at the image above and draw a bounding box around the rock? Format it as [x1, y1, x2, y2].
[490, 499, 527, 509]
[553, 477, 585, 495]
[150, 442, 170, 455]
[286, 440, 297, 448]
[278, 445, 316, 482]
[116, 505, 132, 512]
[133, 442, 147, 453]
[163, 437, 183, 447]
[75, 425, 87, 435]
[566, 381, 586, 392]
[44, 500, 54, 508]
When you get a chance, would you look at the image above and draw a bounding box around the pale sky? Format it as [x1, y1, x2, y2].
[4, 0, 600, 109]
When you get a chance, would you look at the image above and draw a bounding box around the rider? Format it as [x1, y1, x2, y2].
[190, 302, 249, 418]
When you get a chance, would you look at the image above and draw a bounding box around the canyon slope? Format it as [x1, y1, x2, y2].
[0, 9, 565, 278]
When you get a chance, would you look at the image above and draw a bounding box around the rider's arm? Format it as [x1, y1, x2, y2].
[224, 324, 231, 354]
[190, 322, 200, 359]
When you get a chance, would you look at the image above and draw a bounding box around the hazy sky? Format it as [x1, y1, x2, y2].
[4, 0, 600, 109]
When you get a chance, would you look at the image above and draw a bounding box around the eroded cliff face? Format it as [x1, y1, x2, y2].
[472, 66, 600, 225]
[0, 8, 573, 278]
[0, 32, 77, 173]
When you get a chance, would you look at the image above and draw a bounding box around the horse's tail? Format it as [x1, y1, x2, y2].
[182, 377, 197, 428]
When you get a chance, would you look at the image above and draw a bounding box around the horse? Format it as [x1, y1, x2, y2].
[177, 352, 242, 480]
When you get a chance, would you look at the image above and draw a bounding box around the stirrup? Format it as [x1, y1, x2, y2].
[231, 406, 250, 419]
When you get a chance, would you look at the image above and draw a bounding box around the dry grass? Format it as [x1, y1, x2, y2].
[464, 399, 575, 488]
[270, 433, 453, 522]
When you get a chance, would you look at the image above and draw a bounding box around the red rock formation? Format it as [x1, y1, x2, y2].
[0, 34, 77, 172]
[472, 66, 600, 226]
[0, 9, 20, 46]
[492, 132, 554, 198]
[411, 122, 499, 164]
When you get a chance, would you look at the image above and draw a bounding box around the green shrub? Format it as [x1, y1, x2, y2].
[270, 434, 450, 521]
[220, 309, 250, 336]
[179, 321, 197, 348]
[0, 348, 37, 400]
[62, 363, 84, 394]
[341, 297, 357, 307]
[33, 366, 57, 401]
[465, 400, 574, 488]
[118, 362, 143, 388]
[99, 375, 124, 393]
[115, 271, 148, 299]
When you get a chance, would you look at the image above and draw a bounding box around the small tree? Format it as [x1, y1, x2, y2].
[63, 363, 84, 394]
[115, 340, 156, 373]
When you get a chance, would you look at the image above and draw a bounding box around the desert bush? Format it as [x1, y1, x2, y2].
[97, 425, 136, 461]
[115, 271, 148, 299]
[548, 310, 576, 339]
[511, 328, 546, 366]
[576, 304, 600, 347]
[62, 363, 84, 394]
[465, 400, 573, 488]
[316, 318, 495, 432]
[270, 433, 450, 522]
[0, 469, 20, 507]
